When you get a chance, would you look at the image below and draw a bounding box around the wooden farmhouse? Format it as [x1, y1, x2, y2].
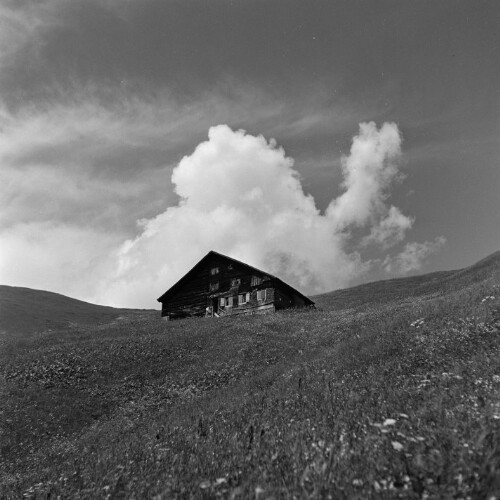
[157, 251, 315, 320]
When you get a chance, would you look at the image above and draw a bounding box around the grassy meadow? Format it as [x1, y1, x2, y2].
[0, 285, 155, 341]
[1, 252, 500, 499]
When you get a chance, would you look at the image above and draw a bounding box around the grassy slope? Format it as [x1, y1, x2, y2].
[0, 285, 156, 339]
[1, 252, 499, 499]
[312, 250, 500, 310]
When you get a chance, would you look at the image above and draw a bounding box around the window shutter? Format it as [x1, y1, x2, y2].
[238, 293, 250, 305]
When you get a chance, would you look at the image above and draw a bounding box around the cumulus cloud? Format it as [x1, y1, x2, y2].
[383, 237, 447, 274]
[0, 78, 393, 307]
[0, 78, 378, 234]
[326, 122, 403, 228]
[0, 85, 285, 232]
[93, 122, 423, 308]
[1, 113, 445, 308]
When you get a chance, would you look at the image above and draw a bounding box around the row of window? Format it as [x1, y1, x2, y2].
[220, 289, 267, 308]
[251, 276, 262, 286]
[210, 275, 265, 292]
[210, 264, 234, 276]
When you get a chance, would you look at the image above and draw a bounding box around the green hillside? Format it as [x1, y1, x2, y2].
[1, 251, 499, 498]
[0, 285, 156, 339]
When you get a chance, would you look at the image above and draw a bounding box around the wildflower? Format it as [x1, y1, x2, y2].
[199, 481, 211, 489]
[481, 296, 495, 303]
[352, 479, 363, 486]
[410, 318, 425, 328]
[383, 418, 396, 426]
[391, 441, 404, 451]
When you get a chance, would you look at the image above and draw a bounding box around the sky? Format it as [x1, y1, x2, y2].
[0, 0, 499, 309]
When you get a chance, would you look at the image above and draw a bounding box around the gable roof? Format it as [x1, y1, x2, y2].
[157, 250, 314, 306]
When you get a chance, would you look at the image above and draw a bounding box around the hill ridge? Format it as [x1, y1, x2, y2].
[312, 249, 500, 310]
[0, 285, 155, 337]
[2, 249, 499, 336]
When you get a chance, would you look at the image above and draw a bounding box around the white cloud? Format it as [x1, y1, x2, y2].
[0, 97, 178, 232]
[0, 85, 288, 232]
[326, 122, 402, 228]
[0, 222, 120, 301]
[93, 122, 417, 308]
[0, 0, 134, 71]
[383, 237, 446, 274]
[1, 116, 445, 308]
[362, 206, 414, 248]
[0, 81, 370, 233]
[0, 0, 64, 70]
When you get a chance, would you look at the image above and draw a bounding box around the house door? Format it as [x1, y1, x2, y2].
[212, 298, 219, 315]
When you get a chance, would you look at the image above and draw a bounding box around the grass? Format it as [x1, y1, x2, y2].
[0, 285, 155, 340]
[1, 253, 500, 498]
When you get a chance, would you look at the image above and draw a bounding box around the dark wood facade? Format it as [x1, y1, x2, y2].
[157, 251, 315, 320]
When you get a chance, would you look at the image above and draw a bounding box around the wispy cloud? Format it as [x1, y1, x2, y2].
[0, 79, 371, 232]
[383, 237, 446, 274]
[0, 0, 64, 71]
[0, 0, 140, 71]
[0, 221, 121, 301]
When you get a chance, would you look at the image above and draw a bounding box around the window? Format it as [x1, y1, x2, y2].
[251, 276, 262, 286]
[210, 267, 219, 275]
[209, 282, 219, 292]
[257, 289, 266, 301]
[220, 296, 233, 308]
[238, 292, 250, 305]
[231, 278, 241, 287]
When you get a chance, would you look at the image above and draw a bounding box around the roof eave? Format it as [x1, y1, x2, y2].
[157, 250, 217, 302]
